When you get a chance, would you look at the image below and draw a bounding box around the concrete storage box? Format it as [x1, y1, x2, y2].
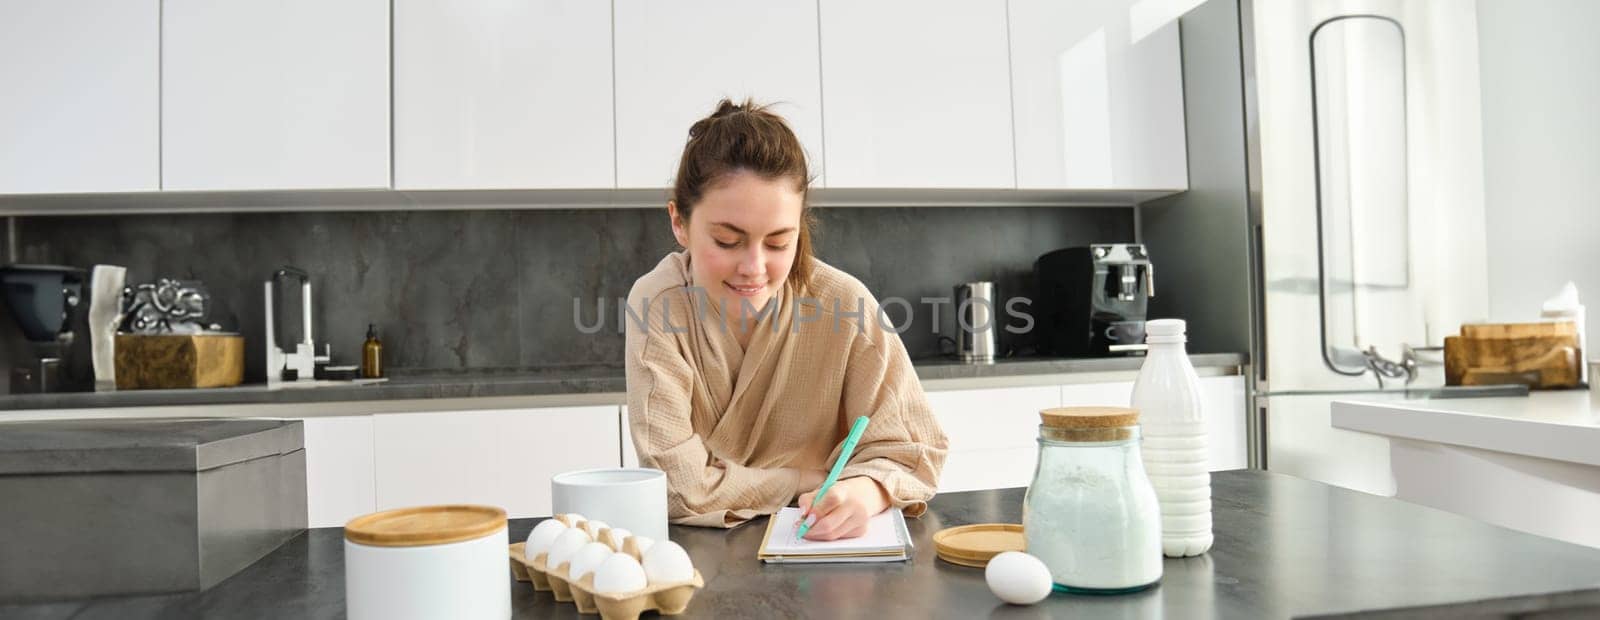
[0, 418, 307, 602]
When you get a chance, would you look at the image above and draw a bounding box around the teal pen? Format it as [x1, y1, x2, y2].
[796, 415, 871, 539]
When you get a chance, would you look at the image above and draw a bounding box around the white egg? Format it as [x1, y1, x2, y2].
[583, 520, 610, 538]
[545, 527, 593, 569]
[632, 536, 656, 555]
[985, 551, 1053, 606]
[603, 528, 632, 549]
[566, 542, 616, 581]
[641, 540, 694, 585]
[524, 519, 568, 562]
[591, 553, 649, 594]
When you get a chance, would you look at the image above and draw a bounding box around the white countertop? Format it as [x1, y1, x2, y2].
[1332, 391, 1600, 467]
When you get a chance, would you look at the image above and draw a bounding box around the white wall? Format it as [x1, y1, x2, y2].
[1479, 0, 1600, 352]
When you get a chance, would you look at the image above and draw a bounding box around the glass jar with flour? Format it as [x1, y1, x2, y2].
[1022, 407, 1162, 594]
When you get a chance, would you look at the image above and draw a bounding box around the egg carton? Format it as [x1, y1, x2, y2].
[508, 514, 705, 620]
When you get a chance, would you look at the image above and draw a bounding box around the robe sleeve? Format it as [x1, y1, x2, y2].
[834, 316, 950, 517]
[625, 318, 804, 528]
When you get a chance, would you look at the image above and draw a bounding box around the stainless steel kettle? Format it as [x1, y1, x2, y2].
[954, 282, 997, 363]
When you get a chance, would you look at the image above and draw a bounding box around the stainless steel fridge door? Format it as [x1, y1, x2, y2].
[1251, 0, 1489, 394]
[1246, 0, 1492, 483]
[1258, 392, 1396, 496]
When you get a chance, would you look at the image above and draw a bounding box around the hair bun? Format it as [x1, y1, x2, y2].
[687, 117, 714, 139]
[688, 98, 754, 139]
[711, 98, 743, 118]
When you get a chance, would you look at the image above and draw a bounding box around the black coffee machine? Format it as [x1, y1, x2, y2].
[1033, 244, 1155, 356]
[0, 265, 92, 392]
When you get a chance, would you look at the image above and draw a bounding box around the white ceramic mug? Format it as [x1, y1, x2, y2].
[551, 467, 669, 542]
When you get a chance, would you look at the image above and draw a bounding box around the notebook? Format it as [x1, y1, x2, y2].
[757, 507, 913, 563]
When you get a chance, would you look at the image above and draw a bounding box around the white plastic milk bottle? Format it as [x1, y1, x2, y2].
[1130, 318, 1213, 557]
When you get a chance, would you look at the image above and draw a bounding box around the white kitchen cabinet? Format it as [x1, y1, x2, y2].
[1199, 375, 1248, 470]
[921, 374, 1247, 493]
[1008, 0, 1188, 190]
[300, 416, 376, 528]
[929, 385, 1060, 454]
[613, 0, 824, 188]
[372, 406, 620, 518]
[161, 0, 389, 190]
[818, 0, 1015, 188]
[1059, 380, 1144, 408]
[0, 0, 158, 194]
[394, 0, 613, 190]
[926, 385, 1058, 492]
[621, 406, 638, 468]
[940, 449, 1039, 494]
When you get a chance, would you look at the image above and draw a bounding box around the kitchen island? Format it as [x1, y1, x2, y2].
[1333, 391, 1600, 549]
[6, 470, 1600, 619]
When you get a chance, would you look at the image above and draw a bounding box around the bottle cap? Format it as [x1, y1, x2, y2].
[1145, 318, 1186, 337]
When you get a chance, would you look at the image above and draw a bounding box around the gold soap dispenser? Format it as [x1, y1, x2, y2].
[361, 324, 383, 379]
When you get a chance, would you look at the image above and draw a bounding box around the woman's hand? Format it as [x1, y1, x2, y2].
[798, 469, 828, 491]
[797, 476, 891, 541]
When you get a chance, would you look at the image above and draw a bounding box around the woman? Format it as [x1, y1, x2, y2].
[624, 99, 948, 541]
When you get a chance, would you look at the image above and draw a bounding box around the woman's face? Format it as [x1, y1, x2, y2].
[670, 169, 803, 321]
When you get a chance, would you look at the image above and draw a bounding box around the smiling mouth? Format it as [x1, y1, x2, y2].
[725, 282, 765, 296]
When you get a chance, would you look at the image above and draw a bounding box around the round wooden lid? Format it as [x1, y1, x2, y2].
[933, 523, 1025, 567]
[344, 505, 507, 547]
[1040, 406, 1139, 429]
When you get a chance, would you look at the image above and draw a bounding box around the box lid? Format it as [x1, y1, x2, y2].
[0, 418, 303, 475]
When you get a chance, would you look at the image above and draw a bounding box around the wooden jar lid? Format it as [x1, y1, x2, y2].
[345, 505, 507, 547]
[933, 523, 1025, 568]
[1040, 406, 1139, 428]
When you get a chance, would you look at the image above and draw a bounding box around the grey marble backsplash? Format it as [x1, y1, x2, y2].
[8, 207, 1131, 381]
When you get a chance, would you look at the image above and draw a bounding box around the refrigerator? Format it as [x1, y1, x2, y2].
[1244, 0, 1491, 495]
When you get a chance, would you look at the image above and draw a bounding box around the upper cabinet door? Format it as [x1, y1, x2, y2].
[819, 0, 1014, 189]
[395, 0, 613, 190]
[162, 0, 389, 191]
[614, 0, 823, 189]
[1009, 0, 1188, 190]
[0, 0, 158, 194]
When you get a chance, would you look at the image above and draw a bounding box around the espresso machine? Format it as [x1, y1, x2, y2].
[0, 265, 90, 392]
[265, 266, 318, 384]
[1033, 244, 1155, 356]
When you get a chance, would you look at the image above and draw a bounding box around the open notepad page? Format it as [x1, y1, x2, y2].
[758, 507, 910, 562]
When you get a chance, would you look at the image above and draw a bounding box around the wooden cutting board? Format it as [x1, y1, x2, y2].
[115, 334, 245, 389]
[1444, 321, 1581, 388]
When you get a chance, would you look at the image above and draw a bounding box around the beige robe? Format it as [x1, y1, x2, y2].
[624, 251, 948, 527]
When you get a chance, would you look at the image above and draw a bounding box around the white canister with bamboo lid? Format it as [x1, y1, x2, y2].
[344, 505, 511, 620]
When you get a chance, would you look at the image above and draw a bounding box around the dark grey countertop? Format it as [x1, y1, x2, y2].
[0, 353, 1245, 412]
[8, 470, 1598, 619]
[0, 418, 301, 474]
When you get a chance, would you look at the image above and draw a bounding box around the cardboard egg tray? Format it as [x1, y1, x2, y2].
[508, 514, 705, 620]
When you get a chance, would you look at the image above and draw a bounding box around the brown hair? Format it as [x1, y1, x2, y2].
[672, 98, 817, 293]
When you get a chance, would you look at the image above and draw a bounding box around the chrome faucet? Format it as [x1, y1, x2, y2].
[1359, 343, 1445, 387]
